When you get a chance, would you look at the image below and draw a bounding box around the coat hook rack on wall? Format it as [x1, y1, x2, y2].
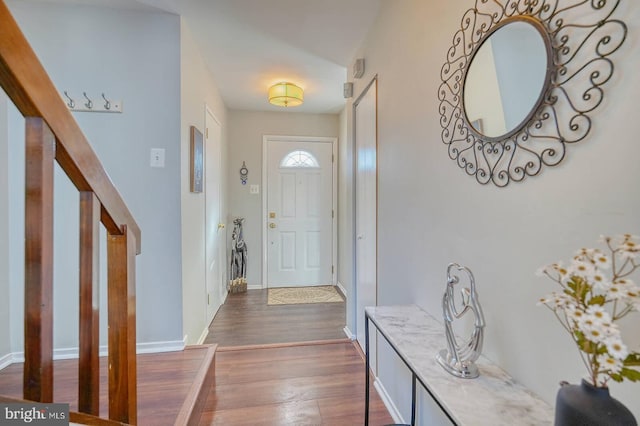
[61, 91, 123, 113]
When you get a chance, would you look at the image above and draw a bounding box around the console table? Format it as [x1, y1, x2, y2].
[364, 305, 554, 425]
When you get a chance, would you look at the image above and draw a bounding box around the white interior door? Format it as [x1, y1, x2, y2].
[355, 78, 377, 351]
[266, 139, 333, 287]
[205, 108, 223, 322]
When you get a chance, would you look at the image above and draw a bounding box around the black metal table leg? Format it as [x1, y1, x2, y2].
[365, 312, 370, 426]
[364, 308, 460, 426]
[411, 373, 417, 425]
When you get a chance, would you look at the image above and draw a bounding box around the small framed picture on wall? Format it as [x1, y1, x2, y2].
[190, 125, 204, 193]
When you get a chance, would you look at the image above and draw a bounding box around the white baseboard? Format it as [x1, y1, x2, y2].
[136, 339, 185, 354]
[9, 353, 24, 364]
[2, 339, 187, 370]
[247, 284, 262, 290]
[51, 347, 82, 360]
[375, 377, 406, 425]
[0, 352, 12, 370]
[343, 326, 355, 340]
[337, 281, 347, 298]
[197, 327, 209, 345]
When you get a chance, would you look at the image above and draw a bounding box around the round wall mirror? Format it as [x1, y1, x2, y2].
[438, 0, 627, 187]
[463, 19, 550, 140]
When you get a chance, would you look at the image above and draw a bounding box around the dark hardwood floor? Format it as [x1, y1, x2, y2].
[204, 288, 346, 347]
[200, 287, 393, 425]
[0, 346, 214, 425]
[200, 342, 393, 425]
[0, 288, 394, 425]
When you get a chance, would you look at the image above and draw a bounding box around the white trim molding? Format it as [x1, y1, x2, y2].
[343, 326, 356, 341]
[375, 377, 406, 424]
[337, 281, 347, 299]
[197, 327, 209, 345]
[0, 352, 12, 371]
[136, 339, 186, 354]
[1, 339, 187, 370]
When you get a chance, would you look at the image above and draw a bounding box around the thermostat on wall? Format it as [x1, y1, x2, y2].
[343, 82, 353, 99]
[353, 58, 365, 79]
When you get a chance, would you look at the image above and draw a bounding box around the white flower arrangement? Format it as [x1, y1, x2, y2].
[537, 234, 640, 387]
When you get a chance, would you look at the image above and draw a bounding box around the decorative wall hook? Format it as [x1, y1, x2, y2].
[62, 91, 123, 113]
[82, 92, 93, 109]
[63, 91, 75, 108]
[101, 93, 111, 110]
[239, 161, 248, 185]
[436, 263, 485, 379]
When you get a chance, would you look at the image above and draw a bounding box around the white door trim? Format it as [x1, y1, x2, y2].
[353, 75, 378, 353]
[205, 105, 227, 307]
[204, 105, 226, 323]
[262, 135, 338, 289]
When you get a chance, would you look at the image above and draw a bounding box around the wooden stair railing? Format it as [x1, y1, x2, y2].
[0, 1, 141, 424]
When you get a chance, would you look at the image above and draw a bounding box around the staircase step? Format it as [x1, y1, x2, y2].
[174, 344, 217, 426]
[0, 345, 217, 425]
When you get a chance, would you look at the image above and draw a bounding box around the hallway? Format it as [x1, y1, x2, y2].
[200, 341, 393, 425]
[198, 289, 393, 424]
[204, 288, 347, 347]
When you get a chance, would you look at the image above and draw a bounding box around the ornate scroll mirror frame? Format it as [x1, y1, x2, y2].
[439, 0, 627, 187]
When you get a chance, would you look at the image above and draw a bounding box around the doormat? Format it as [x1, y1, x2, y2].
[267, 285, 344, 306]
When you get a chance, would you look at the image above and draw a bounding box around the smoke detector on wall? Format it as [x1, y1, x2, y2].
[353, 58, 365, 79]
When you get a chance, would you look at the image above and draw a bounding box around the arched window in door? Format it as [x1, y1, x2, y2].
[280, 150, 320, 168]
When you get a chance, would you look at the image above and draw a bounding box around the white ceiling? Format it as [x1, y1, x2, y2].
[36, 0, 383, 113]
[178, 0, 382, 113]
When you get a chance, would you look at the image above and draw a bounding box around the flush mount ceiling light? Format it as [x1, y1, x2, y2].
[268, 82, 303, 107]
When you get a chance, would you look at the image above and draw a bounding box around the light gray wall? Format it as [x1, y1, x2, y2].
[180, 19, 229, 345]
[345, 0, 640, 421]
[5, 1, 184, 350]
[0, 93, 10, 360]
[228, 110, 340, 287]
[6, 101, 24, 354]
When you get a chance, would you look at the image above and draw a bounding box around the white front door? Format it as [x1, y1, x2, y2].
[266, 139, 333, 287]
[205, 108, 223, 322]
[355, 78, 378, 351]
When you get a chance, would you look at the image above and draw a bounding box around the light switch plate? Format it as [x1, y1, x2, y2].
[250, 184, 259, 194]
[150, 148, 165, 168]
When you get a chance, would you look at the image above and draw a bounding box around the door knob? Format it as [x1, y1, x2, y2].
[269, 222, 277, 229]
[218, 223, 225, 229]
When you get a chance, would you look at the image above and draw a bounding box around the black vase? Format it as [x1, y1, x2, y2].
[555, 379, 637, 426]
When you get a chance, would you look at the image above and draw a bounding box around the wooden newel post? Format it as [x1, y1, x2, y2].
[78, 191, 101, 415]
[23, 117, 55, 403]
[107, 225, 137, 424]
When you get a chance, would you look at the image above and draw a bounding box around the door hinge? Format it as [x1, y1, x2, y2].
[332, 209, 334, 219]
[206, 127, 209, 138]
[207, 293, 210, 305]
[332, 265, 334, 274]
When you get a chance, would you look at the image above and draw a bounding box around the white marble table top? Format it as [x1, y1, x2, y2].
[366, 305, 553, 426]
